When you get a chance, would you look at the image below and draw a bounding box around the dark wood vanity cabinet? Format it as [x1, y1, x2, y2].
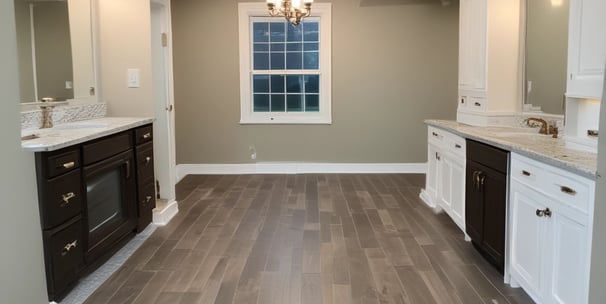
[34, 123, 155, 301]
[465, 139, 509, 273]
[134, 124, 156, 232]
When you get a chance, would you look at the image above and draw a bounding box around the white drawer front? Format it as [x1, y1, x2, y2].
[511, 153, 595, 214]
[428, 126, 446, 146]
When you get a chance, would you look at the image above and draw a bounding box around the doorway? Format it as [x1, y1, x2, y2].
[150, 0, 177, 221]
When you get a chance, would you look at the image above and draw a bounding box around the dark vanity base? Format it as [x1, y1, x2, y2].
[35, 124, 155, 301]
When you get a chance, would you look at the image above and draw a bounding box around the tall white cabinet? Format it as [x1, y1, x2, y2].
[457, 0, 522, 126]
[509, 153, 595, 304]
[566, 0, 606, 99]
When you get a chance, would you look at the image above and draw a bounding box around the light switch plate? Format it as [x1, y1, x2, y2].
[127, 68, 140, 88]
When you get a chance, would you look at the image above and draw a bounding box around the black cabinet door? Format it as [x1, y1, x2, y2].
[465, 159, 507, 272]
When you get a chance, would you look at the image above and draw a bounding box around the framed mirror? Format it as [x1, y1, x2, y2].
[523, 0, 569, 115]
[14, 0, 96, 104]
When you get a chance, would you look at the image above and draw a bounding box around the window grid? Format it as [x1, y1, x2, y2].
[251, 19, 320, 114]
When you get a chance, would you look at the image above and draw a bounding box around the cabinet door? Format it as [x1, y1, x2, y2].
[449, 155, 466, 231]
[548, 209, 589, 304]
[459, 0, 487, 93]
[567, 0, 606, 98]
[438, 153, 452, 211]
[478, 165, 507, 271]
[426, 144, 441, 204]
[509, 181, 547, 301]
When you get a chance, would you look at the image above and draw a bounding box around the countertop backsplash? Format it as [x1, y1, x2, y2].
[21, 102, 107, 131]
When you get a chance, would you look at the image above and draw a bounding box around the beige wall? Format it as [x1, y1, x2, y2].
[0, 0, 48, 302]
[171, 0, 459, 164]
[97, 0, 154, 117]
[525, 0, 568, 115]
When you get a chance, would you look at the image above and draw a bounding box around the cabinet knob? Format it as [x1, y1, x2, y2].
[145, 156, 152, 164]
[60, 192, 76, 207]
[61, 240, 78, 256]
[142, 132, 152, 140]
[536, 208, 552, 218]
[474, 102, 482, 107]
[455, 144, 462, 149]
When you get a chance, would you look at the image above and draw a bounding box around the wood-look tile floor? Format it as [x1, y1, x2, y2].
[85, 174, 534, 304]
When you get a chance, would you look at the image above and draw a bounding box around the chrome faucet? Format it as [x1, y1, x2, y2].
[524, 117, 559, 138]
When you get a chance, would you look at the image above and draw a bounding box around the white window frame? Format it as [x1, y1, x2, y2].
[238, 2, 332, 124]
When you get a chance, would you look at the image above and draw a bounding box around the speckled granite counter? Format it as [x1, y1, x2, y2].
[21, 117, 154, 152]
[426, 120, 598, 179]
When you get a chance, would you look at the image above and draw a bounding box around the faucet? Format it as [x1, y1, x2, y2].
[524, 117, 559, 138]
[38, 97, 67, 129]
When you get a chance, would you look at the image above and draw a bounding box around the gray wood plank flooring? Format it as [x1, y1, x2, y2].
[85, 174, 533, 304]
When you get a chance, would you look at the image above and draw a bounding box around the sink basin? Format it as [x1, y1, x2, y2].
[52, 122, 108, 130]
[491, 132, 547, 138]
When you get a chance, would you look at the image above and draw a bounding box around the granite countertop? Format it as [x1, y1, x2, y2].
[425, 120, 598, 179]
[21, 117, 154, 152]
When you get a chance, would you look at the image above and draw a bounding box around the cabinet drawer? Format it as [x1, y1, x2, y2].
[40, 170, 82, 229]
[428, 126, 446, 145]
[44, 148, 80, 179]
[511, 153, 595, 214]
[136, 141, 154, 184]
[135, 125, 153, 145]
[82, 132, 132, 165]
[467, 140, 509, 174]
[445, 132, 466, 157]
[44, 217, 84, 297]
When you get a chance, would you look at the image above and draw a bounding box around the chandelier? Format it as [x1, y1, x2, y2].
[266, 0, 313, 26]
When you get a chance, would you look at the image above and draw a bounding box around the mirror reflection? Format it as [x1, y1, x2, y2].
[14, 0, 95, 103]
[524, 0, 569, 115]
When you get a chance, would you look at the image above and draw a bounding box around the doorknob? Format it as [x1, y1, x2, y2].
[166, 104, 174, 112]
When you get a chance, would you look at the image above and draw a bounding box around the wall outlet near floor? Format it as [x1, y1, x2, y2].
[249, 145, 257, 160]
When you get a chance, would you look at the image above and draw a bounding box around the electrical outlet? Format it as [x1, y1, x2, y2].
[249, 145, 257, 160]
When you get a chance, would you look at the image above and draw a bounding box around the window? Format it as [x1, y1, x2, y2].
[238, 3, 332, 124]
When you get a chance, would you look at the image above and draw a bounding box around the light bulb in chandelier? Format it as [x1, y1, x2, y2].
[266, 0, 313, 26]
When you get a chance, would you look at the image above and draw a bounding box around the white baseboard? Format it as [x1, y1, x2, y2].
[419, 189, 441, 211]
[152, 199, 178, 226]
[176, 162, 427, 182]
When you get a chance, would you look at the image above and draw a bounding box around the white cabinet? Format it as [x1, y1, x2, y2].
[566, 0, 606, 99]
[509, 153, 595, 304]
[457, 0, 521, 126]
[421, 126, 466, 232]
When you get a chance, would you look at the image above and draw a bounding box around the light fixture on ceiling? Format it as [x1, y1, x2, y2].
[266, 0, 313, 26]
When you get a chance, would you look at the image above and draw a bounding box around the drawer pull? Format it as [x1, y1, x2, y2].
[62, 162, 75, 169]
[60, 192, 76, 207]
[145, 156, 152, 164]
[560, 186, 577, 196]
[142, 132, 152, 139]
[432, 132, 438, 137]
[435, 152, 441, 161]
[474, 102, 482, 107]
[144, 196, 153, 206]
[455, 144, 462, 149]
[61, 240, 78, 256]
[522, 170, 531, 176]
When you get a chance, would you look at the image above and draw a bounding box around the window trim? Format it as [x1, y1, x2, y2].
[238, 2, 332, 124]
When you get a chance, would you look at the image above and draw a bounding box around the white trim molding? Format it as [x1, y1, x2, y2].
[176, 162, 427, 181]
[152, 199, 178, 226]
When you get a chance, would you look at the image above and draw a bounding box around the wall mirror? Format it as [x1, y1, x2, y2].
[524, 0, 569, 115]
[14, 0, 96, 104]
